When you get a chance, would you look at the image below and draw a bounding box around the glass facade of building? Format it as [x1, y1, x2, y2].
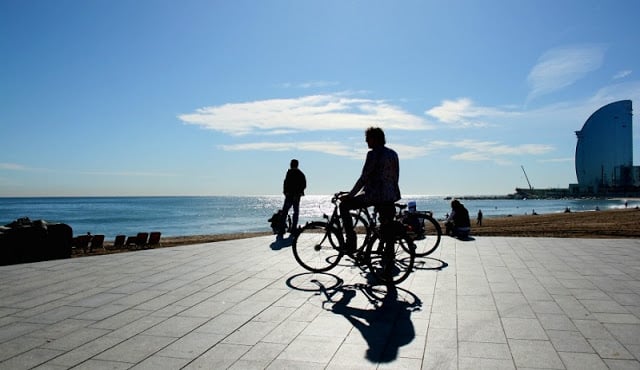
[575, 100, 634, 192]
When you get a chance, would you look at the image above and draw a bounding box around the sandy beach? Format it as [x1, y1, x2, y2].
[82, 207, 640, 257]
[471, 207, 640, 238]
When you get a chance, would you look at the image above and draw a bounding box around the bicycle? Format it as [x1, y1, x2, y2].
[292, 192, 416, 285]
[396, 204, 442, 257]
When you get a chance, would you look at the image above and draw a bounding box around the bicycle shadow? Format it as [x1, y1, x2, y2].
[413, 256, 449, 271]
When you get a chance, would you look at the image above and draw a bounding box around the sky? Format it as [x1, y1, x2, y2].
[2, 0, 640, 197]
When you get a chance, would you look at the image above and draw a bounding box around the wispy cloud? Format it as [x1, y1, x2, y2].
[539, 157, 573, 163]
[0, 162, 177, 178]
[178, 93, 434, 136]
[589, 81, 640, 107]
[425, 98, 518, 127]
[0, 163, 26, 170]
[429, 139, 554, 165]
[220, 141, 429, 159]
[527, 45, 605, 102]
[613, 70, 632, 80]
[80, 171, 179, 177]
[278, 80, 340, 89]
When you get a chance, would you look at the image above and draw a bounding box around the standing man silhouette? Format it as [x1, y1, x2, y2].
[282, 159, 306, 234]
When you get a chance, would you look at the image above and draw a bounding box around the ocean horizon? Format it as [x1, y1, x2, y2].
[1, 195, 636, 240]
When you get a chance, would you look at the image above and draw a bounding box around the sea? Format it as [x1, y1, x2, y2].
[0, 195, 637, 240]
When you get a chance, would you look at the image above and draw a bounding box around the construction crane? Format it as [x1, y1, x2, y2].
[521, 165, 533, 190]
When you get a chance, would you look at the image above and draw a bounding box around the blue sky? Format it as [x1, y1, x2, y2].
[1, 0, 639, 197]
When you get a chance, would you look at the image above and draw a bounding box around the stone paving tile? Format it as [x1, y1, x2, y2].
[277, 335, 343, 364]
[0, 347, 64, 370]
[547, 329, 594, 353]
[156, 332, 223, 359]
[93, 334, 175, 363]
[459, 357, 515, 369]
[558, 351, 608, 369]
[0, 336, 48, 363]
[502, 317, 548, 340]
[130, 356, 192, 370]
[182, 342, 250, 369]
[1, 236, 640, 369]
[508, 339, 564, 369]
[458, 341, 512, 359]
[605, 323, 640, 345]
[588, 338, 635, 360]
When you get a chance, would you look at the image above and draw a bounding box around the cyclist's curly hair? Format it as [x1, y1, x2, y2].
[365, 127, 386, 145]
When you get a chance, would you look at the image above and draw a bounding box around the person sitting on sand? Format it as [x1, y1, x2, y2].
[445, 199, 471, 238]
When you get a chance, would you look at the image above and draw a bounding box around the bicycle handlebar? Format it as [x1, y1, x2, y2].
[331, 191, 350, 203]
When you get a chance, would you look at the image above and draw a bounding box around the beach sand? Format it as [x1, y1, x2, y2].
[471, 207, 640, 238]
[83, 207, 639, 257]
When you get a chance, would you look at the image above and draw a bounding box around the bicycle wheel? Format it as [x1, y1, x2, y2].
[292, 222, 343, 272]
[365, 225, 415, 285]
[412, 215, 442, 257]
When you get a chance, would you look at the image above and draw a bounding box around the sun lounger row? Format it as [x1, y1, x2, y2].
[113, 231, 161, 249]
[73, 232, 161, 253]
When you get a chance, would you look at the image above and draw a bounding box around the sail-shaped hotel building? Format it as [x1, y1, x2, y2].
[517, 100, 639, 197]
[571, 100, 639, 195]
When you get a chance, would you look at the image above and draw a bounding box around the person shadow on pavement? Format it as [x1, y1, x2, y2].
[269, 235, 293, 250]
[328, 283, 421, 363]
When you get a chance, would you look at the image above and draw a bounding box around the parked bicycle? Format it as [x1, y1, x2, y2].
[352, 202, 442, 257]
[292, 192, 416, 285]
[396, 204, 442, 257]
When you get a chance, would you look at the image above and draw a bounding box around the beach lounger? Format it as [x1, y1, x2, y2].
[112, 235, 126, 250]
[147, 232, 161, 248]
[126, 232, 148, 249]
[73, 234, 92, 254]
[89, 234, 105, 252]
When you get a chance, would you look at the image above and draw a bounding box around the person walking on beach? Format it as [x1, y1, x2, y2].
[477, 209, 483, 226]
[340, 127, 401, 253]
[281, 159, 306, 234]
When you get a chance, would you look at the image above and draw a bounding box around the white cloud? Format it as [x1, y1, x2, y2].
[589, 81, 640, 107]
[527, 45, 605, 102]
[178, 93, 434, 135]
[539, 157, 573, 163]
[425, 98, 518, 127]
[0, 163, 26, 170]
[80, 171, 179, 177]
[279, 80, 340, 89]
[221, 141, 362, 158]
[429, 139, 554, 165]
[220, 140, 429, 159]
[613, 70, 632, 80]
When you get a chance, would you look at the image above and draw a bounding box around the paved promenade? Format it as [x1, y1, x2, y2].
[1, 235, 639, 369]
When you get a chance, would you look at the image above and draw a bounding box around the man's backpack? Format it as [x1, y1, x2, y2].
[268, 210, 290, 235]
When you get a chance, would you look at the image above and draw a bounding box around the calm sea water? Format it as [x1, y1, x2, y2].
[0, 196, 636, 239]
